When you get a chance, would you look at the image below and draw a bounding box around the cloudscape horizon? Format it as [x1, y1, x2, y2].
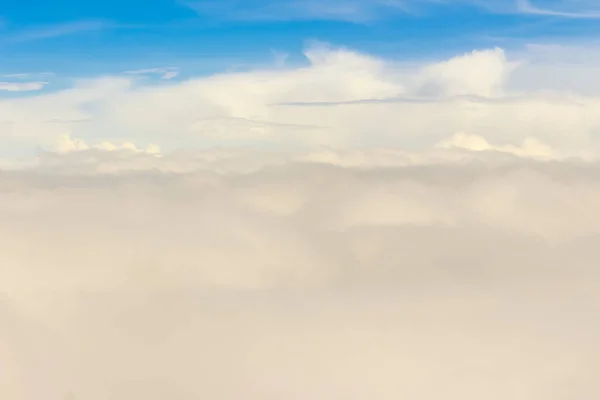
[2, 0, 600, 398]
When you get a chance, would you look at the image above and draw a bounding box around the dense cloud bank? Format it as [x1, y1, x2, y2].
[1, 151, 599, 399]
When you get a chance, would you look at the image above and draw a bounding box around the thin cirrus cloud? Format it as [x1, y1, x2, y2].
[2, 72, 54, 78]
[516, 0, 600, 18]
[0, 20, 110, 44]
[181, 0, 416, 22]
[181, 0, 600, 22]
[0, 81, 47, 92]
[124, 67, 180, 80]
[1, 73, 31, 79]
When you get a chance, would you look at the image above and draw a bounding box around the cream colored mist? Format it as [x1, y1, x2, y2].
[1, 153, 600, 399]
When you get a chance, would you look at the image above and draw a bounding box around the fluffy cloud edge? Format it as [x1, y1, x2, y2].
[3, 44, 600, 161]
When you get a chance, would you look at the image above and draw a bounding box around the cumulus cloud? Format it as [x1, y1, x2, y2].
[435, 132, 555, 159]
[2, 44, 600, 159]
[2, 149, 600, 399]
[53, 132, 161, 155]
[414, 47, 519, 97]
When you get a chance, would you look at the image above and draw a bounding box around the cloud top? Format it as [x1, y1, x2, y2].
[2, 150, 600, 399]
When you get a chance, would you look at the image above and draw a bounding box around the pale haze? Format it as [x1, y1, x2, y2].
[2, 1, 600, 398]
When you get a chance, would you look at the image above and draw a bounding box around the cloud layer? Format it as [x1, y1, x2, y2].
[2, 150, 600, 399]
[2, 42, 600, 399]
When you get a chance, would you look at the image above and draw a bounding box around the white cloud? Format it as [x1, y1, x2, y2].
[182, 0, 600, 21]
[53, 132, 161, 155]
[0, 20, 110, 44]
[2, 73, 31, 79]
[2, 73, 54, 79]
[517, 0, 600, 18]
[436, 132, 554, 159]
[0, 81, 47, 92]
[2, 44, 600, 159]
[1, 151, 600, 399]
[124, 67, 180, 80]
[414, 47, 519, 97]
[182, 0, 413, 23]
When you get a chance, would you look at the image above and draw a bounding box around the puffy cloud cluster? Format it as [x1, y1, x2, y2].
[1, 150, 600, 399]
[53, 133, 161, 155]
[2, 43, 600, 160]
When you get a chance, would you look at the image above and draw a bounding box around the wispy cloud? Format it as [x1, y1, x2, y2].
[0, 81, 47, 92]
[2, 73, 30, 79]
[182, 0, 413, 23]
[2, 72, 54, 79]
[124, 67, 180, 80]
[516, 0, 600, 18]
[1, 20, 110, 44]
[182, 0, 600, 23]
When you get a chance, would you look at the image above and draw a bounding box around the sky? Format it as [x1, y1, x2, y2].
[2, 0, 600, 74]
[3, 1, 600, 399]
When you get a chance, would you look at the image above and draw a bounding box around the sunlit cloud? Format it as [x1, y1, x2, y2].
[0, 81, 47, 91]
[2, 44, 600, 159]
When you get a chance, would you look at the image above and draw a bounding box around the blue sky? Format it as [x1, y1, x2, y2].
[2, 0, 600, 77]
